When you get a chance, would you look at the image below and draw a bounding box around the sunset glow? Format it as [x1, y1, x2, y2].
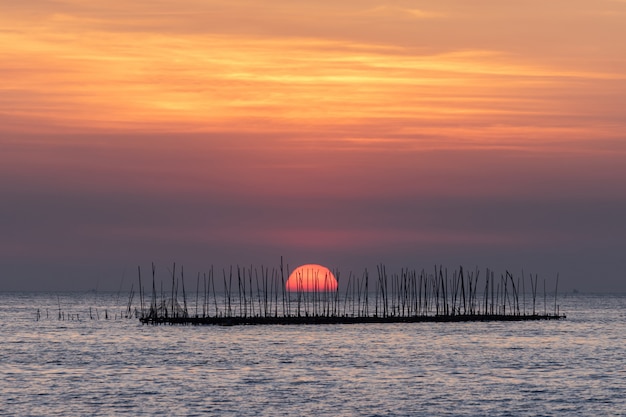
[1, 0, 626, 292]
[2, 1, 625, 145]
[286, 264, 338, 292]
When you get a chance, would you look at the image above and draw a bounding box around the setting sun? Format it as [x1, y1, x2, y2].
[286, 264, 338, 292]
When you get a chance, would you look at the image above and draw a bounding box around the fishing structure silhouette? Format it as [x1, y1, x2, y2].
[135, 259, 565, 326]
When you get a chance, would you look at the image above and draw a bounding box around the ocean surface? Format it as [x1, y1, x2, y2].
[1, 292, 624, 416]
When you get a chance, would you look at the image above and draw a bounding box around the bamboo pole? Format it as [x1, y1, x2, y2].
[554, 273, 559, 316]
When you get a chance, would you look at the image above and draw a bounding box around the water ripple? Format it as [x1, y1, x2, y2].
[0, 293, 624, 416]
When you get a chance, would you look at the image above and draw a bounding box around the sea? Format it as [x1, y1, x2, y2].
[0, 292, 624, 416]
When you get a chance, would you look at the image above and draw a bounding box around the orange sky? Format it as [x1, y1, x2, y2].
[1, 0, 626, 291]
[3, 0, 625, 145]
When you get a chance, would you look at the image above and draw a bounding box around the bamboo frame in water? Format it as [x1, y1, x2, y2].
[137, 263, 567, 326]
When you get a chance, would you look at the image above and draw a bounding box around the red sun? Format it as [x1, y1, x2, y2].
[286, 264, 338, 292]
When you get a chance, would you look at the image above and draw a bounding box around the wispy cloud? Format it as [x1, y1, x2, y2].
[1, 0, 625, 152]
[358, 5, 446, 19]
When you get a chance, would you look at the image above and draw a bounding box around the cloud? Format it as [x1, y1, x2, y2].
[358, 5, 446, 19]
[2, 11, 623, 149]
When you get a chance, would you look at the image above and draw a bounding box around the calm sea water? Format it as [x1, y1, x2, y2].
[1, 292, 624, 416]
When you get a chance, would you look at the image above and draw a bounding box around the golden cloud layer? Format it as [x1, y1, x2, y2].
[1, 0, 625, 152]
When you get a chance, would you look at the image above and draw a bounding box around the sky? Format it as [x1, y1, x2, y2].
[1, 0, 626, 292]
